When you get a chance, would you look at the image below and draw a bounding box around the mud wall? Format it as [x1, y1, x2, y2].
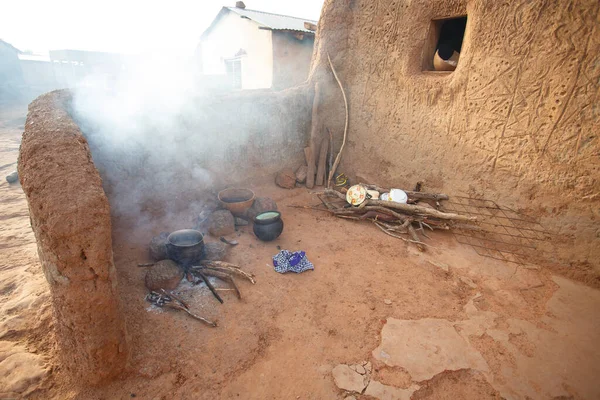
[18, 91, 129, 384]
[76, 86, 312, 219]
[272, 32, 315, 90]
[310, 0, 600, 276]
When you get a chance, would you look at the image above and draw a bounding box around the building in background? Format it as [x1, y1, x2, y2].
[1, 45, 133, 104]
[197, 1, 317, 90]
[0, 39, 25, 103]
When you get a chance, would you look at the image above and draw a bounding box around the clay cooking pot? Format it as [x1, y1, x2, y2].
[253, 211, 284, 241]
[166, 229, 205, 267]
[218, 188, 255, 217]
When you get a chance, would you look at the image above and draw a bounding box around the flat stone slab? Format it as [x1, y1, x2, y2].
[372, 318, 489, 381]
[364, 380, 418, 400]
[332, 364, 367, 393]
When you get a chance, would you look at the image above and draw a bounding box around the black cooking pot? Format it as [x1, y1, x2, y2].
[253, 211, 283, 241]
[166, 229, 205, 267]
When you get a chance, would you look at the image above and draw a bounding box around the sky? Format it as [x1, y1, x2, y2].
[0, 0, 324, 55]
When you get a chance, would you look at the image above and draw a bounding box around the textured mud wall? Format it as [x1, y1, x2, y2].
[311, 0, 600, 276]
[18, 91, 129, 384]
[77, 86, 312, 218]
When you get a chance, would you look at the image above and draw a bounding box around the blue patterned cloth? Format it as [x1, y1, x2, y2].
[273, 250, 314, 274]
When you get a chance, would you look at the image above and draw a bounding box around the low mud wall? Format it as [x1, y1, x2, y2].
[18, 91, 129, 384]
[310, 0, 600, 281]
[73, 86, 312, 219]
[16, 87, 312, 383]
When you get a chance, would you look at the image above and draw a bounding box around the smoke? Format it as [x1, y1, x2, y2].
[71, 53, 247, 221]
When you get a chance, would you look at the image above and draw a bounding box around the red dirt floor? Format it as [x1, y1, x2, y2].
[1, 107, 600, 399]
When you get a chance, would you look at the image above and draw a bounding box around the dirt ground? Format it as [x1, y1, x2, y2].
[2, 106, 600, 399]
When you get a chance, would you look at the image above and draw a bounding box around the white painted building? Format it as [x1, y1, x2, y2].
[197, 2, 317, 90]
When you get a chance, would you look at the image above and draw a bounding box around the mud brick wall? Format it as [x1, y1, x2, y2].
[310, 0, 600, 279]
[18, 91, 129, 384]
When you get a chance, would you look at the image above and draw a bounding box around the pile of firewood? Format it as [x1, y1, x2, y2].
[293, 183, 477, 252]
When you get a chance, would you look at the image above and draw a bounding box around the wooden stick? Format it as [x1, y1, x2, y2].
[324, 188, 346, 201]
[317, 194, 336, 211]
[201, 269, 242, 299]
[304, 147, 312, 165]
[326, 52, 349, 189]
[160, 289, 190, 309]
[323, 189, 471, 221]
[196, 272, 224, 304]
[199, 262, 256, 284]
[367, 199, 476, 222]
[164, 302, 217, 327]
[197, 261, 242, 270]
[373, 221, 431, 249]
[316, 137, 329, 186]
[327, 127, 334, 176]
[307, 82, 322, 189]
[408, 224, 426, 252]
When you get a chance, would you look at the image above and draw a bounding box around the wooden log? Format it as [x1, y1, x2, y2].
[304, 147, 312, 165]
[315, 137, 329, 186]
[306, 82, 322, 189]
[408, 224, 426, 252]
[304, 21, 317, 31]
[367, 199, 475, 222]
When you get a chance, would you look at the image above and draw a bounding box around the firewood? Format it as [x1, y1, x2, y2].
[307, 82, 322, 189]
[360, 183, 449, 201]
[316, 137, 329, 186]
[367, 199, 475, 221]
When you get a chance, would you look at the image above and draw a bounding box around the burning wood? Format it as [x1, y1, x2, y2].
[146, 289, 217, 327]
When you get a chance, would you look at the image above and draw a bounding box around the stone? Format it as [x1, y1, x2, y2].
[295, 165, 308, 183]
[145, 260, 184, 291]
[332, 364, 367, 393]
[5, 170, 18, 184]
[345, 397, 357, 400]
[149, 232, 170, 261]
[364, 361, 372, 373]
[384, 299, 392, 305]
[202, 241, 228, 261]
[353, 364, 366, 375]
[372, 318, 489, 381]
[208, 210, 235, 236]
[459, 276, 478, 289]
[427, 260, 449, 272]
[364, 380, 418, 400]
[275, 168, 296, 189]
[246, 197, 278, 220]
[234, 217, 249, 226]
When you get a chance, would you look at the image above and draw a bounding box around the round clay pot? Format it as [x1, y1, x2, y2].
[166, 229, 205, 267]
[218, 188, 255, 217]
[253, 211, 284, 241]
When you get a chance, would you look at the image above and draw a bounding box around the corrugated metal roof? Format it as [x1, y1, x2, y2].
[226, 7, 317, 33]
[18, 53, 51, 62]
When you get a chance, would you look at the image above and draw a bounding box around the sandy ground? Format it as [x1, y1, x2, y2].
[0, 105, 53, 398]
[1, 106, 600, 399]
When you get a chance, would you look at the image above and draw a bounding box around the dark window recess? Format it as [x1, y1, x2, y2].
[422, 15, 467, 72]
